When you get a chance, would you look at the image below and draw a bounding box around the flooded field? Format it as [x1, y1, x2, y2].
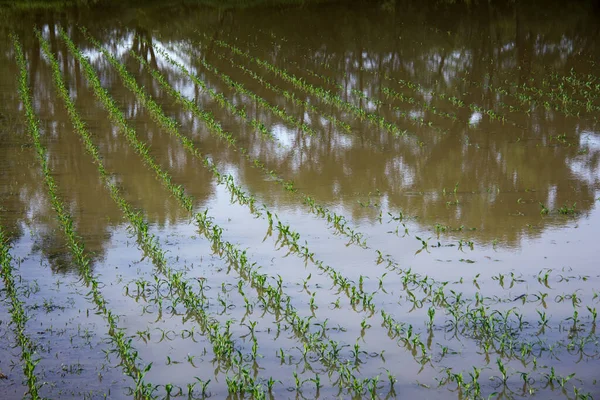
[1, 0, 600, 398]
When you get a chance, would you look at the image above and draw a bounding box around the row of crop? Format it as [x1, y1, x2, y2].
[236, 31, 515, 128]
[511, 79, 600, 116]
[547, 69, 600, 105]
[127, 39, 445, 312]
[14, 32, 157, 399]
[75, 28, 469, 395]
[132, 35, 513, 332]
[485, 66, 600, 117]
[52, 28, 600, 396]
[157, 39, 491, 257]
[279, 53, 467, 130]
[296, 55, 523, 129]
[449, 71, 600, 121]
[215, 34, 570, 137]
[93, 31, 552, 392]
[0, 224, 41, 398]
[192, 44, 428, 151]
[147, 38, 429, 252]
[82, 28, 593, 396]
[162, 35, 521, 260]
[185, 43, 357, 135]
[189, 31, 597, 397]
[149, 42, 318, 139]
[61, 28, 401, 397]
[285, 54, 518, 129]
[50, 28, 286, 397]
[132, 42, 373, 250]
[249, 30, 586, 129]
[84, 24, 395, 350]
[137, 36, 481, 307]
[150, 35, 594, 365]
[138, 43, 279, 143]
[234, 32, 458, 132]
[43, 28, 283, 396]
[204, 34, 424, 141]
[395, 278, 599, 398]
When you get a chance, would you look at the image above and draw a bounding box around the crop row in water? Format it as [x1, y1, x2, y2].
[66, 28, 412, 397]
[128, 36, 477, 317]
[75, 29, 502, 396]
[469, 79, 582, 119]
[54, 28, 287, 397]
[141, 37, 434, 253]
[241, 30, 516, 129]
[130, 41, 373, 250]
[302, 56, 519, 129]
[14, 31, 157, 399]
[236, 31, 588, 142]
[12, 25, 597, 399]
[413, 26, 600, 119]
[189, 37, 572, 239]
[203, 34, 432, 144]
[287, 56, 513, 129]
[84, 26, 395, 337]
[0, 224, 41, 398]
[44, 27, 285, 397]
[483, 69, 600, 118]
[145, 36, 514, 286]
[189, 43, 362, 136]
[445, 68, 600, 121]
[203, 49, 357, 137]
[46, 33, 319, 399]
[120, 39, 280, 143]
[182, 38, 600, 394]
[146, 41, 318, 139]
[82, 30, 424, 396]
[187, 43, 424, 152]
[161, 36, 371, 147]
[130, 33, 592, 346]
[182, 33, 585, 245]
[250, 29, 590, 129]
[144, 39, 380, 204]
[80, 30, 600, 397]
[546, 69, 600, 105]
[270, 52, 464, 132]
[162, 30, 592, 306]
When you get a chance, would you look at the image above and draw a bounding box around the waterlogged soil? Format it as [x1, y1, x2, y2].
[1, 1, 600, 399]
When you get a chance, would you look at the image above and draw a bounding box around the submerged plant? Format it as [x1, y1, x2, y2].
[0, 223, 41, 398]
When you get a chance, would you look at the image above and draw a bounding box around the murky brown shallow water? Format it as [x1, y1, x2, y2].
[1, 1, 600, 399]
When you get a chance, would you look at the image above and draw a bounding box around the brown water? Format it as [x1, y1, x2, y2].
[1, 1, 600, 399]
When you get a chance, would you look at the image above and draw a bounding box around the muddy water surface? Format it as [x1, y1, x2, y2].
[1, 1, 600, 399]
